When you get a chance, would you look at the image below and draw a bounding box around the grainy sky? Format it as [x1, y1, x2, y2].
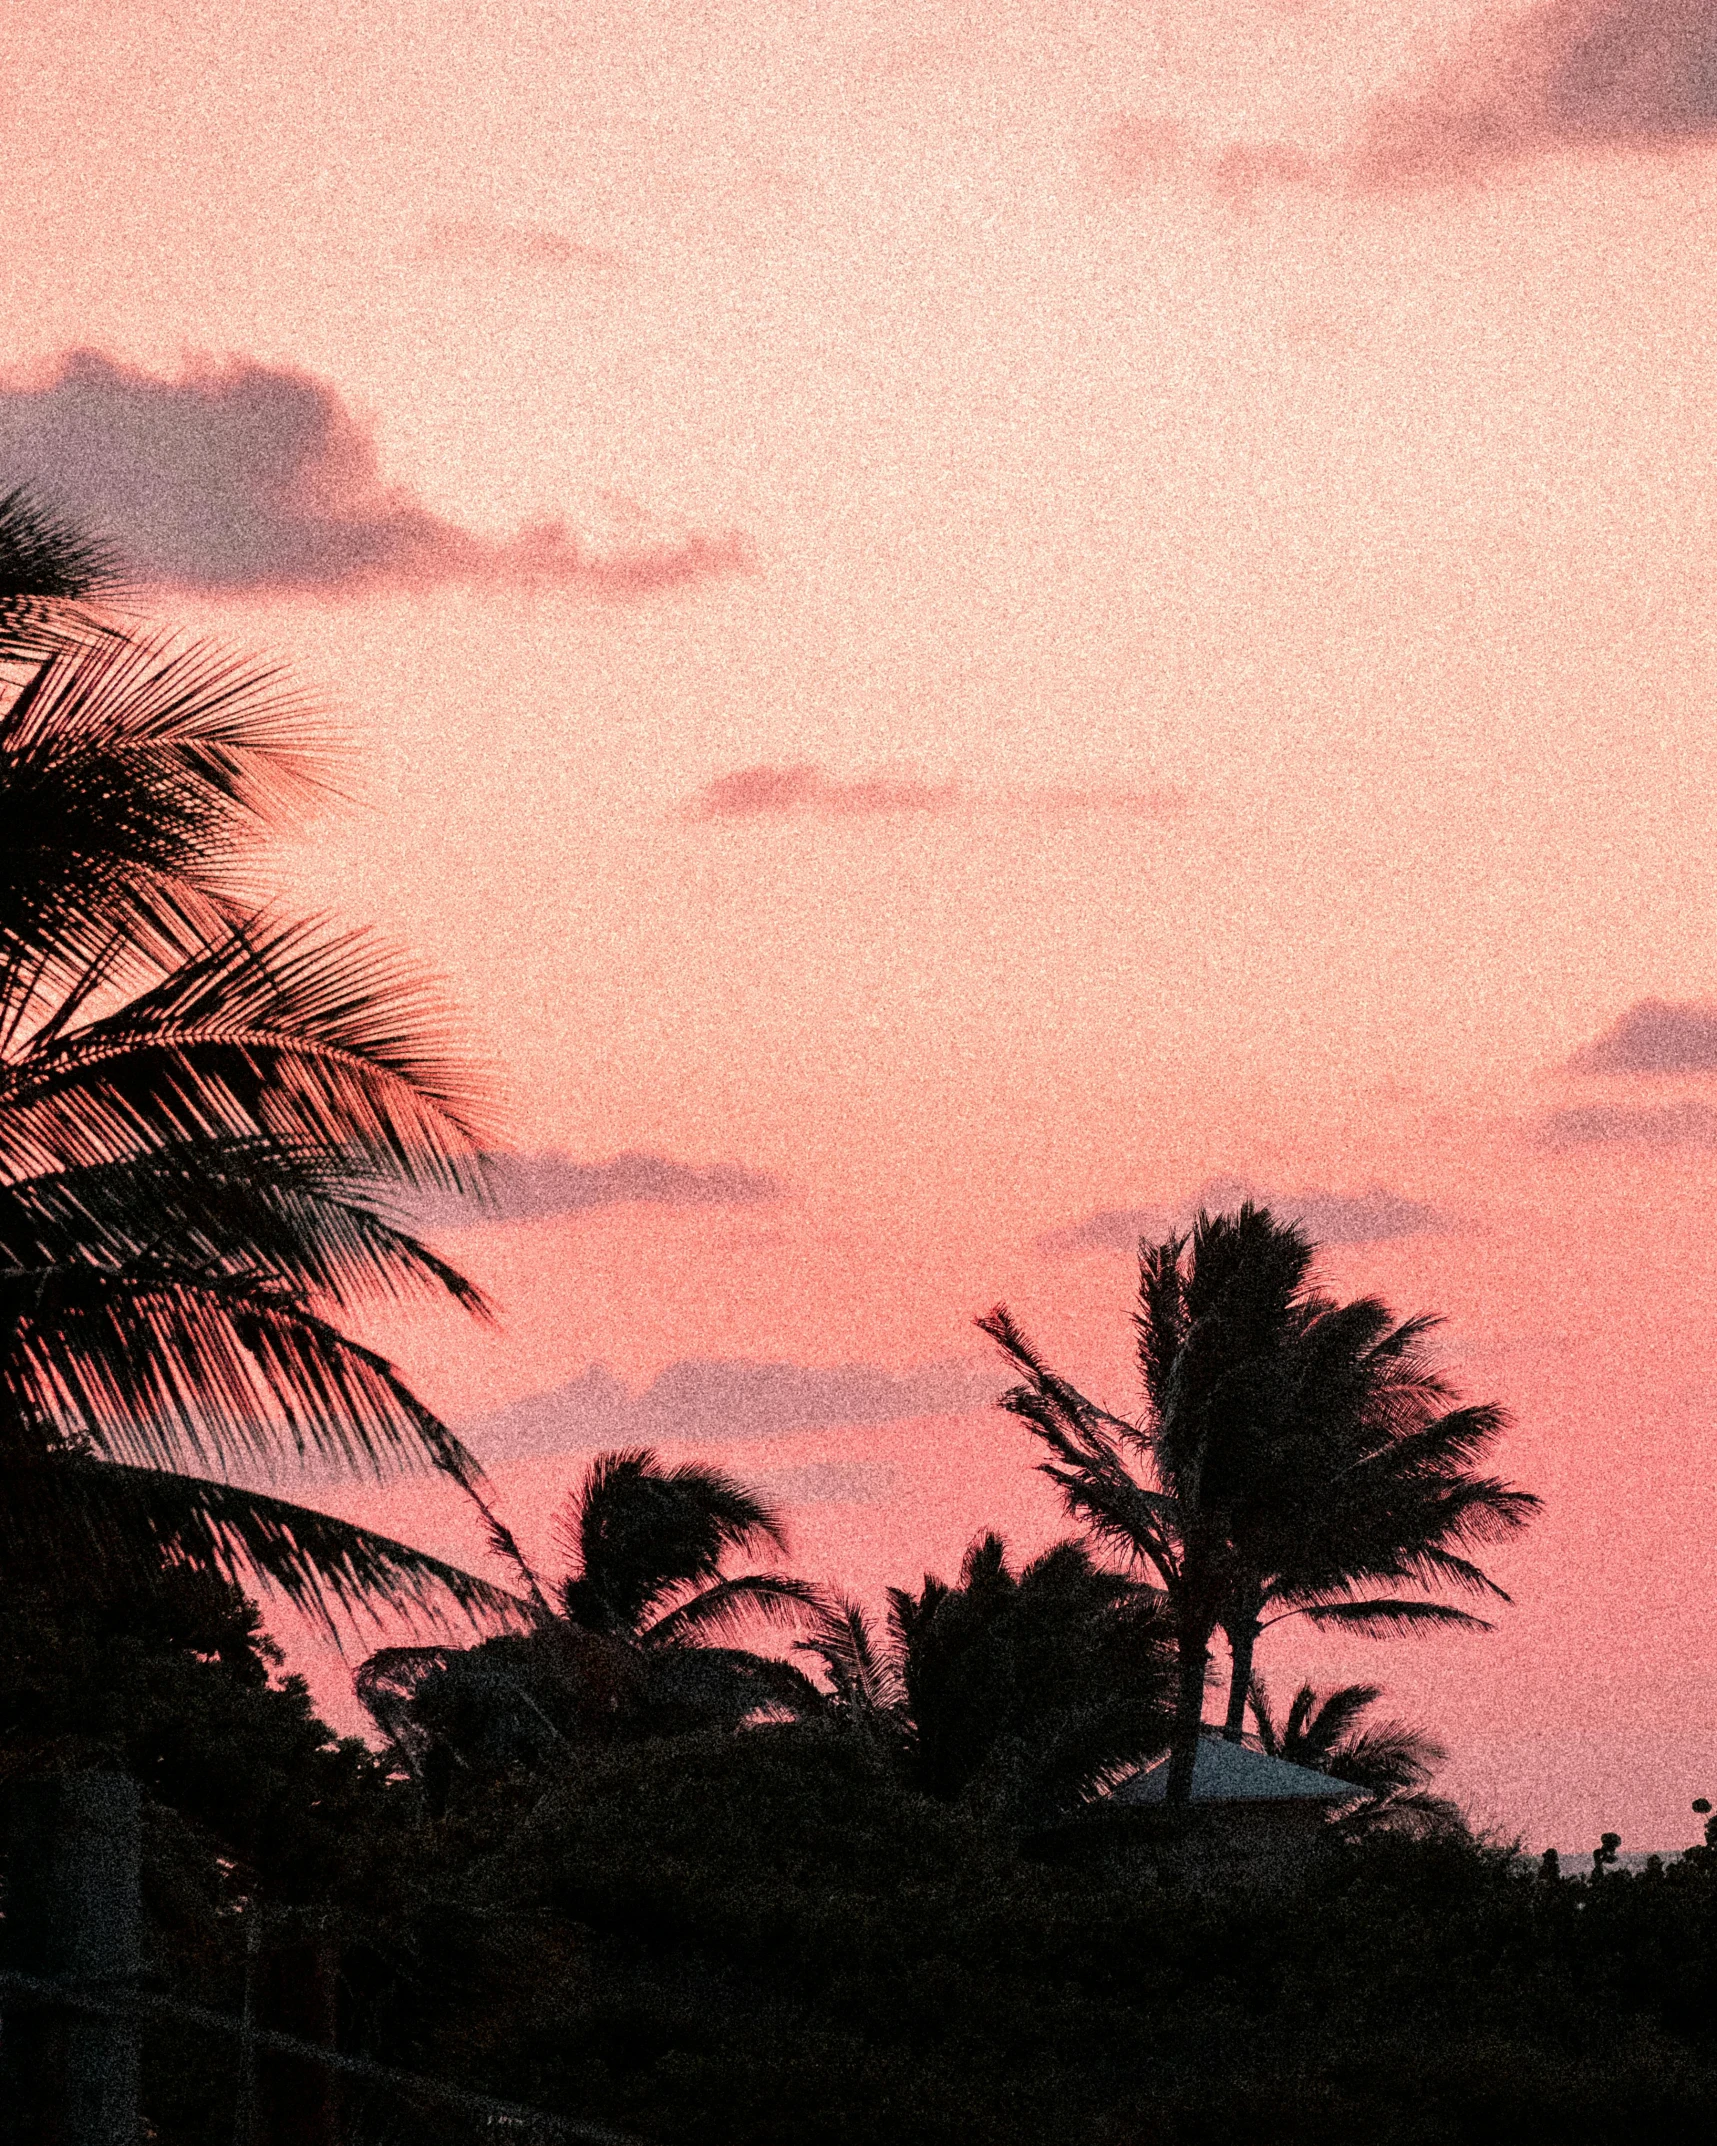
[8, 0, 1717, 1848]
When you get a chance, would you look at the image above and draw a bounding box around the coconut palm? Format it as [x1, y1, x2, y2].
[553, 1446, 817, 1644]
[1, 486, 527, 1636]
[1249, 1677, 1464, 1839]
[980, 1203, 1537, 1804]
[794, 1532, 1174, 1825]
[356, 1449, 822, 1797]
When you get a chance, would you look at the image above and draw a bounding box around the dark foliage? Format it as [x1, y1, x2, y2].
[342, 1730, 1717, 2146]
[0, 487, 521, 1636]
[794, 1532, 1174, 1825]
[8, 1575, 1717, 2145]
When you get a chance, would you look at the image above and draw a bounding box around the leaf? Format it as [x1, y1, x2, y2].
[642, 1573, 822, 1648]
[2, 1457, 526, 1646]
[3, 912, 495, 1189]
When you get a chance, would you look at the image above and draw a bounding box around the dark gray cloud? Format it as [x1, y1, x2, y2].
[459, 1357, 1007, 1461]
[0, 349, 753, 596]
[1566, 999, 1717, 1076]
[412, 1150, 787, 1230]
[1038, 1174, 1448, 1255]
[1535, 1100, 1717, 1148]
[1354, 0, 1717, 189]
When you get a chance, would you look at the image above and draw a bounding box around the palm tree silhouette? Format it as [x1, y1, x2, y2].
[1, 487, 526, 1635]
[1249, 1677, 1463, 1838]
[794, 1531, 1174, 1825]
[980, 1203, 1536, 1803]
[357, 1449, 821, 1796]
[553, 1446, 817, 1642]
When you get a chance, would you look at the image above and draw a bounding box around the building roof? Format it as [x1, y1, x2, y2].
[1112, 1735, 1363, 1806]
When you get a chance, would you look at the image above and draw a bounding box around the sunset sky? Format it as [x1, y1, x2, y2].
[6, 0, 1717, 1850]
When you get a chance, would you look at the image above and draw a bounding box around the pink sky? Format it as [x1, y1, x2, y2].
[6, 0, 1717, 1850]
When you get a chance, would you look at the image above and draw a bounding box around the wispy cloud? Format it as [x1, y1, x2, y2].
[753, 1461, 898, 1506]
[0, 350, 754, 596]
[1535, 1100, 1717, 1148]
[1566, 999, 1717, 1076]
[688, 764, 960, 820]
[1098, 3, 1717, 207]
[1352, 0, 1717, 191]
[1083, 113, 1187, 197]
[426, 216, 626, 281]
[1038, 1174, 1449, 1255]
[411, 1150, 787, 1230]
[459, 1357, 1008, 1461]
[686, 762, 1187, 824]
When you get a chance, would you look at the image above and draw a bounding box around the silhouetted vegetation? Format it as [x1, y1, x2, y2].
[10, 1576, 1717, 2146]
[0, 488, 526, 1635]
[982, 1207, 1536, 1800]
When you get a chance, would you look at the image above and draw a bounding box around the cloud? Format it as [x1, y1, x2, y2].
[458, 1357, 1008, 1461]
[411, 1150, 787, 1230]
[685, 763, 1187, 824]
[1038, 1174, 1449, 1254]
[0, 349, 754, 596]
[1352, 0, 1717, 190]
[753, 1461, 898, 1506]
[688, 764, 961, 820]
[1084, 114, 1187, 197]
[1566, 998, 1717, 1075]
[1210, 141, 1334, 210]
[426, 217, 626, 280]
[1535, 1100, 1717, 1148]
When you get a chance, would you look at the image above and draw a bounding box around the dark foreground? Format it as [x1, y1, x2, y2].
[3, 1584, 1714, 2146]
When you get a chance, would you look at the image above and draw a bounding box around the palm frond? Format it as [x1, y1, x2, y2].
[1270, 1595, 1494, 1637]
[793, 1591, 905, 1716]
[0, 632, 332, 1027]
[5, 1260, 484, 1485]
[641, 1572, 821, 1648]
[0, 488, 123, 660]
[0, 1140, 493, 1320]
[556, 1447, 794, 1634]
[2, 913, 494, 1188]
[1331, 1721, 1448, 1795]
[2, 1457, 525, 1645]
[0, 487, 121, 606]
[353, 1644, 466, 1771]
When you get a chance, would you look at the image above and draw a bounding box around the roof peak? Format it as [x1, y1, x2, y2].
[1114, 1735, 1363, 1805]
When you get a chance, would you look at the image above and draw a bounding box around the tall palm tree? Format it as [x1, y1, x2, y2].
[794, 1532, 1174, 1825]
[980, 1203, 1537, 1804]
[1, 486, 527, 1636]
[356, 1449, 820, 1796]
[1249, 1677, 1463, 1839]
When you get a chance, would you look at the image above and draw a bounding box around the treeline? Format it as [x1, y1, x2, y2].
[6, 1569, 1717, 2145]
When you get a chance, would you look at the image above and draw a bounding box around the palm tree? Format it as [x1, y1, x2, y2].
[356, 1449, 821, 1796]
[980, 1203, 1537, 1804]
[1249, 1677, 1464, 1839]
[794, 1532, 1174, 1825]
[553, 1447, 817, 1644]
[1, 486, 528, 1636]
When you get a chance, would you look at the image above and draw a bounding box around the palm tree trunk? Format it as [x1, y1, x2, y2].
[1221, 1609, 1261, 1742]
[1165, 1622, 1211, 1803]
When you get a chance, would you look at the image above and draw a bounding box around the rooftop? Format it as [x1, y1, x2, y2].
[1113, 1735, 1363, 1807]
